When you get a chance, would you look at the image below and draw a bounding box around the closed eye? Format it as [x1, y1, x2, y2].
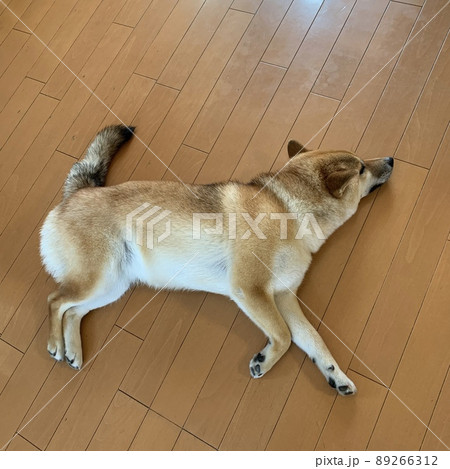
[359, 163, 365, 175]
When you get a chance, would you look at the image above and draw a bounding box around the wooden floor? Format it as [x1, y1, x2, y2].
[0, 0, 449, 451]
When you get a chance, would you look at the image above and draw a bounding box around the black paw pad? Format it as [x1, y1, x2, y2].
[328, 377, 336, 389]
[250, 366, 262, 378]
[328, 365, 335, 371]
[255, 353, 265, 363]
[341, 386, 354, 395]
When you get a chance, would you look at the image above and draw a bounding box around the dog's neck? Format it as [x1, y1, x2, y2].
[254, 173, 358, 253]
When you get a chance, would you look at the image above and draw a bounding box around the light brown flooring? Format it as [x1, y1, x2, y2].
[0, 0, 449, 451]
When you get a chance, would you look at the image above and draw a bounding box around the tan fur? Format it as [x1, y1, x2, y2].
[40, 129, 394, 396]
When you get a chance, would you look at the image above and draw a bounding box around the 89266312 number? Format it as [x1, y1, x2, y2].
[375, 456, 438, 466]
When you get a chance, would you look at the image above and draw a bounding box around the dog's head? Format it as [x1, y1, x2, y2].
[286, 140, 394, 201]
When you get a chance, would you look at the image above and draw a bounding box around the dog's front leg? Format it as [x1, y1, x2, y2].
[274, 290, 357, 396]
[232, 287, 291, 378]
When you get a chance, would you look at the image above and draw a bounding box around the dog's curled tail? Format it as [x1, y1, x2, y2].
[63, 124, 135, 199]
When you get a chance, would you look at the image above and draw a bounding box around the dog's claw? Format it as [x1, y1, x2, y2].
[65, 355, 80, 370]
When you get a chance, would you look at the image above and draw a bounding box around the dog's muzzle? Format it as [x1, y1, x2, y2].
[369, 157, 394, 193]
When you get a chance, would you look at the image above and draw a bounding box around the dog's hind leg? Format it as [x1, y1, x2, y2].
[48, 277, 130, 369]
[62, 306, 90, 370]
[275, 290, 357, 396]
[232, 287, 291, 378]
[47, 288, 83, 362]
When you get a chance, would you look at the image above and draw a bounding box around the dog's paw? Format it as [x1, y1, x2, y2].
[249, 352, 266, 378]
[327, 367, 357, 396]
[47, 337, 65, 362]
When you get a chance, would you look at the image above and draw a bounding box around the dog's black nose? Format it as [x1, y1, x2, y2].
[386, 157, 394, 167]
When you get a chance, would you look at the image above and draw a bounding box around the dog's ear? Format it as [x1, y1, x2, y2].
[326, 169, 358, 198]
[288, 140, 309, 158]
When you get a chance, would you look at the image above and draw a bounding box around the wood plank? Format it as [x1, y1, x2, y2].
[87, 391, 147, 450]
[262, 0, 323, 68]
[313, 0, 389, 100]
[0, 0, 78, 111]
[0, 93, 58, 192]
[0, 339, 22, 394]
[129, 410, 180, 450]
[115, 287, 169, 340]
[184, 312, 264, 448]
[351, 128, 450, 385]
[0, 321, 53, 449]
[162, 145, 208, 184]
[2, 270, 56, 353]
[46, 327, 141, 450]
[18, 292, 132, 450]
[157, 0, 234, 90]
[321, 1, 419, 152]
[114, 0, 153, 28]
[0, 77, 42, 149]
[0, 0, 33, 44]
[421, 367, 450, 451]
[173, 431, 215, 451]
[231, 0, 356, 181]
[93, 0, 179, 108]
[0, 29, 29, 77]
[6, 434, 39, 451]
[13, 0, 55, 33]
[397, 35, 450, 168]
[42, 0, 128, 100]
[120, 292, 206, 407]
[266, 358, 341, 450]
[195, 62, 286, 184]
[0, 187, 61, 336]
[0, 0, 13, 16]
[151, 295, 238, 426]
[219, 344, 304, 450]
[58, 71, 153, 159]
[0, 22, 133, 238]
[106, 84, 179, 185]
[133, 9, 252, 180]
[136, 0, 206, 79]
[315, 371, 388, 450]
[27, 0, 103, 83]
[358, 0, 450, 159]
[367, 242, 450, 450]
[270, 93, 340, 173]
[0, 82, 90, 236]
[0, 152, 73, 285]
[231, 0, 262, 14]
[396, 0, 424, 6]
[100, 74, 156, 129]
[185, 0, 292, 152]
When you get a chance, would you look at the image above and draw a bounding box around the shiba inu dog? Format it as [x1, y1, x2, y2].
[40, 125, 393, 396]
